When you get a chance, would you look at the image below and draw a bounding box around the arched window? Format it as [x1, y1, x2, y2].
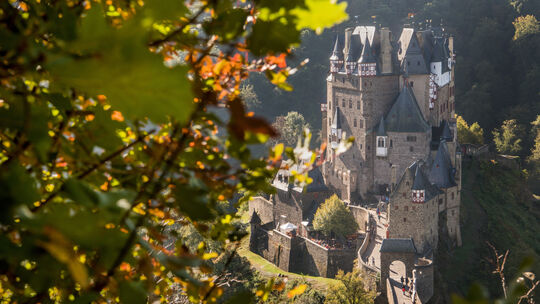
[377, 137, 386, 148]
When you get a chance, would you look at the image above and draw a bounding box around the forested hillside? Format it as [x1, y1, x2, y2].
[251, 0, 540, 153]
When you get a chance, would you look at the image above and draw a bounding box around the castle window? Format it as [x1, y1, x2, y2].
[342, 99, 345, 107]
[403, 217, 407, 222]
[354, 119, 357, 127]
[406, 136, 417, 142]
[395, 206, 398, 210]
[377, 137, 386, 148]
[451, 192, 454, 200]
[357, 100, 360, 110]
[390, 140, 393, 148]
[367, 145, 370, 150]
[349, 99, 352, 108]
[410, 147, 414, 152]
[439, 199, 443, 205]
[360, 120, 364, 128]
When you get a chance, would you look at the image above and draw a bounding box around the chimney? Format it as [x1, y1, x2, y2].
[380, 27, 393, 74]
[343, 27, 353, 59]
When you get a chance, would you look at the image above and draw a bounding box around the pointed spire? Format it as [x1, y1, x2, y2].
[428, 140, 456, 188]
[441, 120, 452, 141]
[376, 116, 387, 136]
[412, 162, 428, 190]
[330, 36, 342, 61]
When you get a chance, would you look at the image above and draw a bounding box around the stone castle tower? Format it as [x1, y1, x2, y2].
[321, 25, 461, 248]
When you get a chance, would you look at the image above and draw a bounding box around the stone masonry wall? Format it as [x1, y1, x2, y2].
[293, 237, 329, 277]
[388, 170, 439, 253]
[273, 190, 303, 227]
[327, 248, 357, 277]
[375, 131, 431, 188]
[268, 229, 293, 271]
[249, 196, 274, 224]
[349, 205, 370, 232]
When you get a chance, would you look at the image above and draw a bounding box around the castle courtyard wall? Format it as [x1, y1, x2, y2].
[249, 196, 274, 224]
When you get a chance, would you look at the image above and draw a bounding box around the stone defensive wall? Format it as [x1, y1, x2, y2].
[250, 224, 357, 277]
[413, 257, 434, 304]
[249, 196, 274, 224]
[348, 204, 371, 232]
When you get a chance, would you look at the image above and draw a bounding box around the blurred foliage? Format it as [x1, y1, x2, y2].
[271, 111, 311, 147]
[0, 0, 347, 302]
[324, 268, 376, 304]
[457, 115, 485, 145]
[493, 119, 525, 155]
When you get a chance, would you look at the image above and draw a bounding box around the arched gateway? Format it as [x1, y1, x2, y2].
[380, 238, 417, 292]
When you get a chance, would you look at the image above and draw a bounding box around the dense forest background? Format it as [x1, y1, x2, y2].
[249, 0, 540, 154]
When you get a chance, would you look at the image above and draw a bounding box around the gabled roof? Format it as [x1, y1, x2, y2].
[380, 238, 417, 253]
[428, 140, 457, 188]
[384, 85, 430, 133]
[398, 28, 429, 74]
[376, 116, 387, 136]
[331, 107, 342, 129]
[330, 35, 343, 61]
[358, 37, 377, 64]
[346, 34, 363, 62]
[430, 38, 446, 63]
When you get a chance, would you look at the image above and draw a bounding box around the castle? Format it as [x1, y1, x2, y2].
[249, 25, 462, 303]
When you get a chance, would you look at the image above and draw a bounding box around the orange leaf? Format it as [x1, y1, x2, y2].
[287, 284, 307, 298]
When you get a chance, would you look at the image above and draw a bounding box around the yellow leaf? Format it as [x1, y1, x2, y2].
[287, 284, 307, 298]
[202, 252, 218, 260]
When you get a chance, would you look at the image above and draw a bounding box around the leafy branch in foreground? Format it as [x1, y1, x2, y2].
[0, 0, 347, 303]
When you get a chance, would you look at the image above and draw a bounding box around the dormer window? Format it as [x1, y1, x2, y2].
[412, 189, 425, 203]
[376, 136, 388, 157]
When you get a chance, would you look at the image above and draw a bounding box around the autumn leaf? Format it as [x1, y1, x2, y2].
[287, 284, 307, 298]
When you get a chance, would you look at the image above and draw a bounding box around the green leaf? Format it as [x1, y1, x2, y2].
[292, 0, 348, 34]
[119, 281, 147, 304]
[247, 20, 301, 56]
[174, 178, 215, 221]
[203, 9, 248, 42]
[0, 163, 40, 223]
[143, 0, 188, 21]
[47, 5, 194, 124]
[47, 93, 73, 111]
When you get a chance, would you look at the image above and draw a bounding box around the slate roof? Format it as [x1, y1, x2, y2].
[428, 140, 457, 188]
[330, 35, 343, 61]
[331, 107, 342, 129]
[407, 161, 442, 201]
[383, 85, 430, 133]
[380, 238, 417, 253]
[250, 210, 261, 224]
[398, 28, 429, 74]
[305, 166, 329, 192]
[358, 38, 377, 64]
[430, 38, 446, 63]
[346, 34, 363, 62]
[441, 120, 453, 141]
[376, 116, 387, 136]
